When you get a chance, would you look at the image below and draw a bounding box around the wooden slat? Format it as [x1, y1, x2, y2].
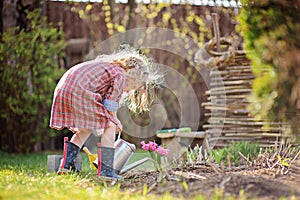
[218, 65, 250, 70]
[204, 113, 250, 118]
[211, 75, 255, 81]
[206, 88, 252, 95]
[207, 94, 251, 100]
[205, 127, 282, 133]
[210, 80, 252, 86]
[202, 102, 249, 109]
[203, 106, 250, 111]
[209, 85, 252, 92]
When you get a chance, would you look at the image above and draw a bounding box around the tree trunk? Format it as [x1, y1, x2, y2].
[0, 0, 3, 34]
[2, 0, 18, 32]
[126, 0, 135, 29]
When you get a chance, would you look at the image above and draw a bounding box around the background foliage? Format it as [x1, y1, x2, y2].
[238, 0, 300, 139]
[0, 1, 238, 152]
[0, 9, 66, 153]
[71, 1, 237, 134]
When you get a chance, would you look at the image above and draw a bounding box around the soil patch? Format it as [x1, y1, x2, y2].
[120, 161, 300, 199]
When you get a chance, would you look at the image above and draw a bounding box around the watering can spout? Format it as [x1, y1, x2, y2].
[92, 138, 149, 174]
[119, 157, 150, 174]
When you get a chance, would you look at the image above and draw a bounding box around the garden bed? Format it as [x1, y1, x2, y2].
[119, 161, 300, 199]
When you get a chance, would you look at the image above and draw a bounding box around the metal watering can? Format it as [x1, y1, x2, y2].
[93, 134, 149, 175]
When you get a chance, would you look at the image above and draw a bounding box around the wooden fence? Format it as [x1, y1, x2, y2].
[198, 35, 286, 148]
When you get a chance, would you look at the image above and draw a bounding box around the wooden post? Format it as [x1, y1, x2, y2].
[212, 13, 221, 51]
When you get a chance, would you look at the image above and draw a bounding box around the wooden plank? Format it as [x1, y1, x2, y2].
[211, 75, 255, 81]
[206, 88, 252, 95]
[210, 80, 252, 86]
[156, 132, 175, 138]
[210, 69, 253, 76]
[207, 116, 259, 122]
[207, 120, 267, 126]
[204, 98, 250, 104]
[205, 129, 282, 134]
[208, 85, 252, 92]
[175, 131, 206, 138]
[202, 102, 249, 109]
[224, 133, 282, 137]
[204, 113, 250, 117]
[217, 65, 251, 70]
[207, 137, 265, 141]
[203, 106, 251, 111]
[208, 118, 283, 126]
[204, 103, 250, 109]
[208, 94, 250, 99]
[205, 110, 250, 116]
[203, 124, 262, 129]
[206, 136, 278, 141]
[208, 117, 258, 122]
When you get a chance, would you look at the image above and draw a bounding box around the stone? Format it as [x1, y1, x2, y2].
[47, 155, 82, 173]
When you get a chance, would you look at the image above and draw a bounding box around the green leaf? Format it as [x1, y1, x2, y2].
[182, 181, 189, 192]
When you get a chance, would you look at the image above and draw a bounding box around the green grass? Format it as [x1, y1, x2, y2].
[0, 152, 181, 200]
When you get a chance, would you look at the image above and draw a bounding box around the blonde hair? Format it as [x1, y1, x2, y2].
[96, 44, 164, 114]
[113, 55, 149, 84]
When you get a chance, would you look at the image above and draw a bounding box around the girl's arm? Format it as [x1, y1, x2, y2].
[109, 111, 123, 132]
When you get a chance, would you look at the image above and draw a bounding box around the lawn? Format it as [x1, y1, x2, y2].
[1, 144, 299, 200]
[0, 151, 182, 200]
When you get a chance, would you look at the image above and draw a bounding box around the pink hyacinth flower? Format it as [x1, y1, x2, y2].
[149, 141, 158, 151]
[141, 141, 150, 151]
[157, 146, 170, 156]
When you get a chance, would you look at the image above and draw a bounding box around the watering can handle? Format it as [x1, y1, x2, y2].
[82, 147, 91, 155]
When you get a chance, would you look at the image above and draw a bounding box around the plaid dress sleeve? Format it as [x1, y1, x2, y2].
[103, 74, 126, 112]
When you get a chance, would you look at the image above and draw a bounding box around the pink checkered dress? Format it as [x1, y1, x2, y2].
[49, 59, 126, 132]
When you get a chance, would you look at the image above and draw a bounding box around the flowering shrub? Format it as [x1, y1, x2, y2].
[141, 141, 170, 172]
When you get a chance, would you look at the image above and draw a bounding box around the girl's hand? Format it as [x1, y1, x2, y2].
[115, 117, 123, 133]
[109, 111, 123, 133]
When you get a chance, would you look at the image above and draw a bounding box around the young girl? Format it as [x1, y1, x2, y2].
[49, 45, 163, 179]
